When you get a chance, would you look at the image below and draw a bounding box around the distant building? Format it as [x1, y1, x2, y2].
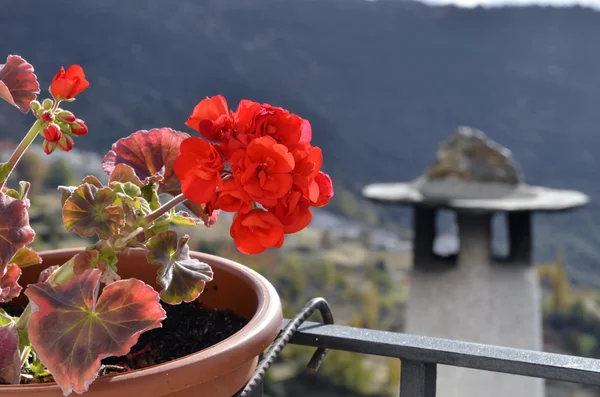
[363, 126, 589, 397]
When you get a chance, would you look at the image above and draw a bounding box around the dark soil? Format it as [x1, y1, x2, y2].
[102, 301, 248, 372]
[0, 301, 248, 381]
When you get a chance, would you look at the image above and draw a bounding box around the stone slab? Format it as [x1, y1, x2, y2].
[362, 180, 589, 212]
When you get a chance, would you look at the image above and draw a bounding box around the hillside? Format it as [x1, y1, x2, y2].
[2, 0, 600, 283]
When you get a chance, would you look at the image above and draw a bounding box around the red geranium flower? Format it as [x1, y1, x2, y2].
[230, 209, 284, 254]
[312, 171, 334, 207]
[185, 95, 232, 142]
[174, 137, 224, 204]
[255, 104, 304, 147]
[213, 177, 252, 214]
[268, 188, 313, 234]
[50, 65, 89, 101]
[230, 136, 295, 207]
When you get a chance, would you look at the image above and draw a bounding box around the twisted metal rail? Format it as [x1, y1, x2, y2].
[236, 297, 334, 397]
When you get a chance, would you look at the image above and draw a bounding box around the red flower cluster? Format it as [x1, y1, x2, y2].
[175, 95, 334, 254]
[38, 65, 89, 155]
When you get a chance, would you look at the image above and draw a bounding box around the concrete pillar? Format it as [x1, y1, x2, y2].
[456, 212, 492, 269]
[406, 208, 544, 397]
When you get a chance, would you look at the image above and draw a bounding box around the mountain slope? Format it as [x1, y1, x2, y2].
[2, 0, 600, 282]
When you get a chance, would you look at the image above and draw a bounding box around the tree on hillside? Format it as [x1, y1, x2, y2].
[14, 151, 47, 195]
[44, 159, 76, 188]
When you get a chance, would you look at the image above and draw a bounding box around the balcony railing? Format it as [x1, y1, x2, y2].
[238, 298, 600, 397]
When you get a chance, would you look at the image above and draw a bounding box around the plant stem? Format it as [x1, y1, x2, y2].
[0, 119, 41, 188]
[144, 193, 187, 224]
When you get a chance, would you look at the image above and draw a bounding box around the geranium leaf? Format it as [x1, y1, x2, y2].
[62, 184, 125, 239]
[73, 250, 121, 285]
[109, 181, 148, 213]
[0, 264, 22, 303]
[146, 231, 213, 305]
[25, 269, 166, 396]
[140, 182, 161, 211]
[80, 175, 104, 189]
[0, 163, 10, 185]
[108, 163, 163, 187]
[0, 192, 35, 275]
[38, 265, 60, 283]
[101, 128, 220, 223]
[0, 320, 20, 384]
[9, 246, 42, 268]
[102, 128, 189, 194]
[73, 250, 103, 275]
[168, 209, 198, 226]
[0, 55, 40, 113]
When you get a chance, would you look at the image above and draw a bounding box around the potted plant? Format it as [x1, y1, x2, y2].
[0, 55, 334, 397]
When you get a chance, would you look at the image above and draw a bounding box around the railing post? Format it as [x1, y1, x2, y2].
[400, 360, 437, 397]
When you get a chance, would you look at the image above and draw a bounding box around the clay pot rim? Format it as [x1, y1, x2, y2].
[1, 247, 282, 391]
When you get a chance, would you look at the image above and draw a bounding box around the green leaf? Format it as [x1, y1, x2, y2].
[109, 181, 150, 213]
[0, 163, 10, 185]
[141, 182, 161, 211]
[18, 181, 30, 200]
[112, 181, 141, 200]
[2, 188, 19, 199]
[72, 249, 120, 284]
[0, 320, 20, 384]
[9, 246, 42, 268]
[0, 264, 22, 303]
[25, 269, 166, 396]
[168, 209, 198, 226]
[62, 183, 125, 239]
[146, 231, 213, 305]
[0, 192, 35, 274]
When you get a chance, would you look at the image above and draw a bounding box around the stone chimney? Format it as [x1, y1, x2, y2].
[363, 126, 589, 397]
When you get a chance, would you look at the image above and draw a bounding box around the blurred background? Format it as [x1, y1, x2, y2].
[2, 0, 600, 395]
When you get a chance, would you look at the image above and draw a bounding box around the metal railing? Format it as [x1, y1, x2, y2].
[238, 298, 600, 397]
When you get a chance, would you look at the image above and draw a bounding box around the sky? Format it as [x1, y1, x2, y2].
[367, 0, 600, 10]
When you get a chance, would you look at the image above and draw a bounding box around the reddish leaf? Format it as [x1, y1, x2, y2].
[9, 246, 42, 268]
[102, 128, 189, 193]
[73, 250, 103, 275]
[38, 265, 59, 283]
[108, 163, 162, 187]
[25, 269, 166, 396]
[0, 192, 35, 275]
[62, 183, 125, 239]
[0, 321, 20, 384]
[101, 129, 217, 223]
[0, 55, 40, 113]
[146, 231, 213, 304]
[80, 175, 104, 188]
[0, 264, 21, 303]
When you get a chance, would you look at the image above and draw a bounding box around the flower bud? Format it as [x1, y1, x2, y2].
[29, 100, 41, 112]
[41, 111, 54, 123]
[57, 134, 74, 152]
[42, 98, 53, 110]
[56, 110, 76, 123]
[70, 119, 88, 136]
[59, 122, 72, 135]
[43, 140, 57, 155]
[42, 123, 62, 142]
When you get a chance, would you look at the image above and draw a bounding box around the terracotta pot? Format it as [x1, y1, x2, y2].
[0, 248, 282, 397]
